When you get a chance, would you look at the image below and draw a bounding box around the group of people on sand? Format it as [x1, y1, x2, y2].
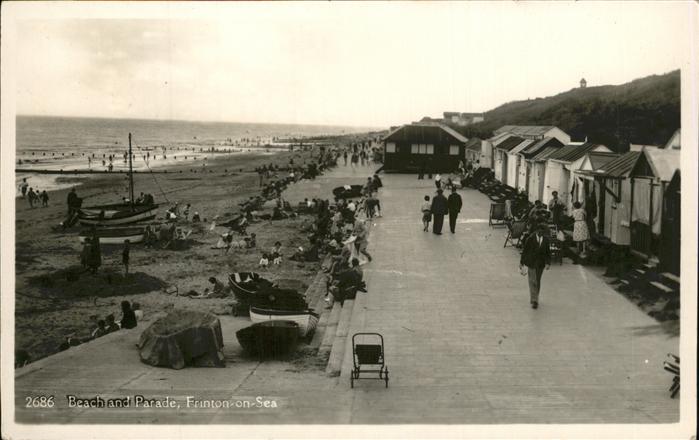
[341, 141, 380, 167]
[310, 174, 382, 308]
[18, 178, 49, 208]
[56, 301, 140, 353]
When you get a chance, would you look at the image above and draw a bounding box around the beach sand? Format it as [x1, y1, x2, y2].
[14, 141, 368, 363]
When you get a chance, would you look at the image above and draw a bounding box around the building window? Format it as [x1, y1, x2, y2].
[449, 145, 460, 155]
[386, 142, 396, 153]
[411, 144, 419, 154]
[426, 144, 434, 154]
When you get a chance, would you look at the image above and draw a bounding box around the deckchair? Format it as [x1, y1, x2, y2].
[504, 220, 527, 247]
[489, 203, 507, 227]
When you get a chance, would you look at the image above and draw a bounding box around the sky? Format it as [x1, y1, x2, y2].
[9, 2, 691, 128]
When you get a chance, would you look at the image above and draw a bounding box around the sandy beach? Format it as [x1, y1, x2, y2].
[14, 135, 377, 362]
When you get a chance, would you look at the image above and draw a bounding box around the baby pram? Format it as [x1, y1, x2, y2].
[350, 333, 389, 388]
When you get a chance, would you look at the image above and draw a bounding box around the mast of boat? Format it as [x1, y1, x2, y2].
[128, 132, 134, 209]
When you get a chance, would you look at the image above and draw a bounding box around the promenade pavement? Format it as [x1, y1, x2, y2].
[342, 172, 679, 424]
[12, 163, 679, 426]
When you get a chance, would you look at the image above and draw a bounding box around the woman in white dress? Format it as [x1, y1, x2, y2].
[572, 201, 590, 256]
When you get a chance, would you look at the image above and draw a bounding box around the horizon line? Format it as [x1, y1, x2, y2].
[16, 113, 387, 132]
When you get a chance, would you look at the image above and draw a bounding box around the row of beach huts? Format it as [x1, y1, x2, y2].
[382, 123, 681, 280]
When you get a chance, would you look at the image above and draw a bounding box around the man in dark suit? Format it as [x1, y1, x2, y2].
[430, 189, 448, 235]
[447, 187, 463, 233]
[519, 225, 551, 309]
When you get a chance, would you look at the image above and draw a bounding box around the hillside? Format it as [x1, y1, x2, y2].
[458, 70, 680, 152]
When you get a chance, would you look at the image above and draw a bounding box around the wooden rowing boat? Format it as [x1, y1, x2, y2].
[249, 307, 319, 338]
[235, 320, 299, 358]
[78, 203, 158, 226]
[78, 133, 159, 226]
[79, 226, 145, 244]
[332, 184, 363, 199]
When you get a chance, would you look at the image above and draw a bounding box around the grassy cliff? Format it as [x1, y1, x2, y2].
[459, 70, 680, 152]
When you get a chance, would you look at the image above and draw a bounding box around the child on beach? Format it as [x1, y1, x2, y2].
[271, 241, 283, 265]
[245, 233, 257, 249]
[105, 314, 120, 333]
[421, 195, 432, 232]
[259, 253, 270, 268]
[122, 240, 130, 275]
[91, 320, 107, 339]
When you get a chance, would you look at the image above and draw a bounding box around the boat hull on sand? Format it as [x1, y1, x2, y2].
[79, 227, 145, 244]
[235, 320, 299, 358]
[78, 204, 158, 226]
[249, 307, 319, 338]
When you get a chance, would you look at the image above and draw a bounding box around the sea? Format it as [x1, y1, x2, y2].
[15, 115, 378, 192]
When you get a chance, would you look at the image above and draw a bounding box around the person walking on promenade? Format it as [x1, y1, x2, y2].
[421, 195, 432, 232]
[519, 225, 551, 309]
[572, 201, 590, 257]
[434, 173, 442, 190]
[430, 189, 448, 235]
[447, 187, 463, 234]
[418, 161, 426, 180]
[343, 150, 348, 166]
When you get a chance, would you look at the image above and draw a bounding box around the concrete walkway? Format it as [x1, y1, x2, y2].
[342, 173, 678, 423]
[12, 164, 679, 426]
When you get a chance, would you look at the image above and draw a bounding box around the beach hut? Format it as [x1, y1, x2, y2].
[493, 136, 525, 186]
[571, 151, 620, 233]
[492, 125, 571, 144]
[463, 138, 482, 166]
[382, 123, 469, 173]
[628, 147, 680, 261]
[660, 169, 680, 275]
[505, 139, 537, 191]
[542, 143, 612, 209]
[574, 152, 640, 244]
[526, 146, 560, 203]
[517, 137, 565, 195]
[481, 132, 513, 170]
